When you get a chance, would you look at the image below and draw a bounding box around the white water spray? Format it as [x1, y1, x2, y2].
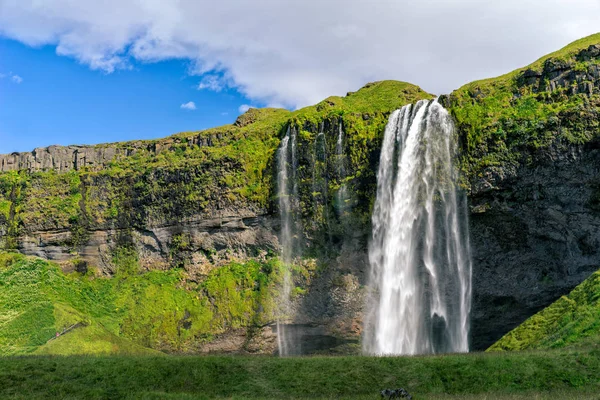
[363, 99, 472, 355]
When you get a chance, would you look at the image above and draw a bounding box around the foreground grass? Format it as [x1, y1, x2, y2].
[1, 348, 599, 399]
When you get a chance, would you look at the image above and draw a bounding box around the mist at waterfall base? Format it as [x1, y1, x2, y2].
[363, 99, 472, 356]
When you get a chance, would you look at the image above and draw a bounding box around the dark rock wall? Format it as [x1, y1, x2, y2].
[469, 141, 600, 349]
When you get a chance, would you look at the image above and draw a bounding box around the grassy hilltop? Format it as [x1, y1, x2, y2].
[448, 33, 600, 190]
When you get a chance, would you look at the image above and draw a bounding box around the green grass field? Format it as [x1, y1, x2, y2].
[1, 348, 600, 399]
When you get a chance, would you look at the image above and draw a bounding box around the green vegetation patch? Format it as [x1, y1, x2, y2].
[0, 251, 284, 355]
[448, 33, 600, 191]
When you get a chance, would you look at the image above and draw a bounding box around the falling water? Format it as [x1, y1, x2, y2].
[363, 99, 472, 356]
[335, 121, 348, 214]
[276, 125, 298, 356]
[312, 129, 328, 220]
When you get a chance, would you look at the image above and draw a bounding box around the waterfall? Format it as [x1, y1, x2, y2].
[276, 125, 298, 356]
[363, 99, 472, 356]
[335, 121, 348, 215]
[315, 130, 331, 237]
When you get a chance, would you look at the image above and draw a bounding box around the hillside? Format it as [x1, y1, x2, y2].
[0, 80, 433, 354]
[445, 33, 600, 349]
[0, 251, 284, 355]
[447, 33, 600, 193]
[489, 269, 600, 351]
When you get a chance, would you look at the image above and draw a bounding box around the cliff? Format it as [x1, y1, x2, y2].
[1, 33, 600, 355]
[447, 33, 600, 349]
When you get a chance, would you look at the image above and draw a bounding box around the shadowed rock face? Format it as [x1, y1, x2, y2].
[17, 214, 279, 278]
[468, 141, 600, 349]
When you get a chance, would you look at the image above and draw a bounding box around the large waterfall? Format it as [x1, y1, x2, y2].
[363, 99, 472, 356]
[276, 125, 298, 356]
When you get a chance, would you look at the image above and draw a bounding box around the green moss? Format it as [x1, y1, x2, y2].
[0, 251, 285, 355]
[34, 322, 162, 356]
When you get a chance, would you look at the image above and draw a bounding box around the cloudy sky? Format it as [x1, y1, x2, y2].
[1, 0, 599, 152]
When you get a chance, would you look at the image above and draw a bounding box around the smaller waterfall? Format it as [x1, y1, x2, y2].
[364, 99, 472, 356]
[316, 129, 330, 227]
[335, 121, 348, 215]
[276, 125, 299, 356]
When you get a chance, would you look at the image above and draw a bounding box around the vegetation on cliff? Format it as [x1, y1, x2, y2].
[489, 270, 600, 352]
[448, 33, 600, 192]
[0, 80, 431, 355]
[0, 251, 288, 355]
[0, 81, 430, 257]
[1, 33, 600, 357]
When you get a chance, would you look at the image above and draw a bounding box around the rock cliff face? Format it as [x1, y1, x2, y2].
[447, 40, 600, 349]
[1, 37, 600, 354]
[0, 133, 228, 173]
[0, 81, 431, 354]
[468, 141, 600, 349]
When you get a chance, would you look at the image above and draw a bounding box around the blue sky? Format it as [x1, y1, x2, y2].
[0, 38, 256, 153]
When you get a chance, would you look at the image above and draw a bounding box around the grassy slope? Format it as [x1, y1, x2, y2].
[489, 270, 600, 352]
[458, 33, 600, 90]
[0, 349, 599, 399]
[0, 252, 287, 355]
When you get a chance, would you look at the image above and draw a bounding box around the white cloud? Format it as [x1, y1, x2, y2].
[0, 1, 599, 108]
[197, 74, 226, 92]
[0, 72, 23, 83]
[180, 101, 196, 110]
[238, 104, 251, 113]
